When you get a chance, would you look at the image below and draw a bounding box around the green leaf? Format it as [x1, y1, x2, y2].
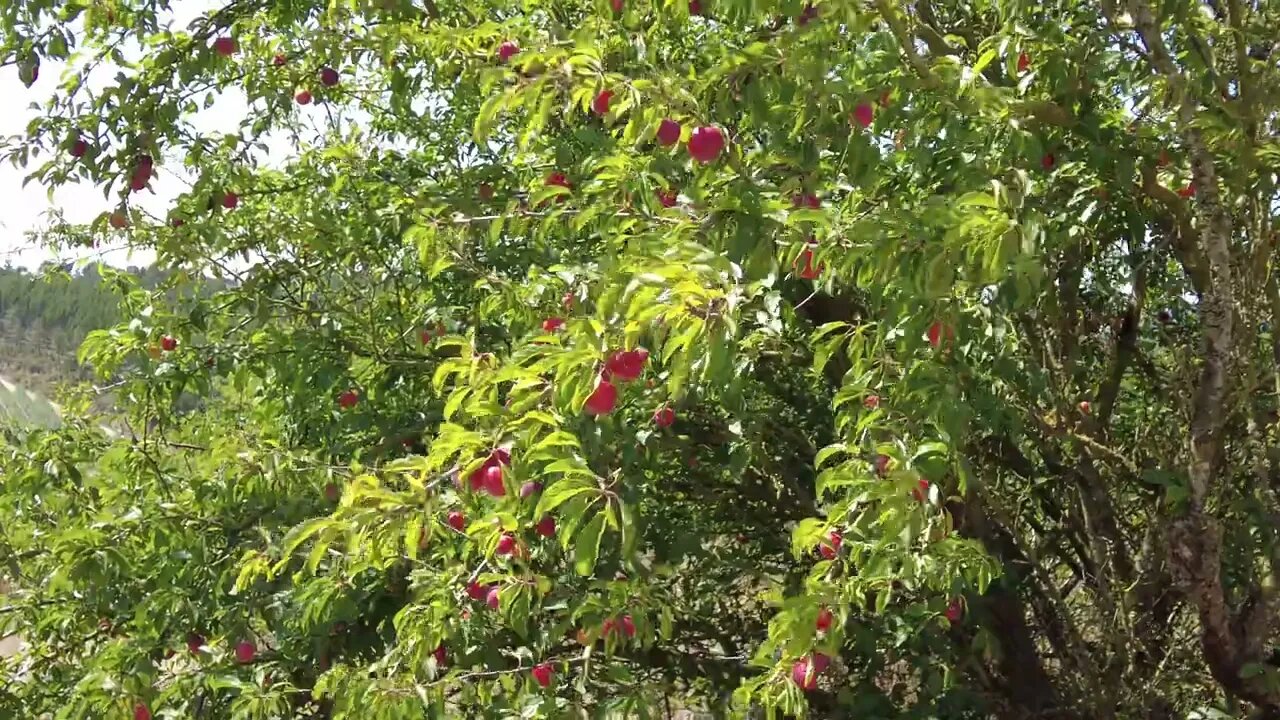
[573, 511, 607, 577]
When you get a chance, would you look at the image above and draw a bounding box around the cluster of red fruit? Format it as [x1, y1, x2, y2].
[584, 348, 647, 416]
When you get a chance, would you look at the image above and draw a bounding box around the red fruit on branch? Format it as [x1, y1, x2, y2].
[874, 454, 891, 477]
[214, 37, 237, 57]
[1017, 51, 1031, 73]
[497, 41, 520, 63]
[657, 118, 681, 146]
[927, 321, 952, 349]
[234, 640, 256, 664]
[338, 390, 359, 409]
[480, 463, 506, 497]
[447, 511, 465, 532]
[657, 188, 678, 208]
[620, 615, 636, 637]
[688, 0, 703, 14]
[852, 102, 874, 129]
[592, 89, 613, 115]
[109, 211, 128, 229]
[687, 126, 725, 163]
[1178, 183, 1195, 198]
[542, 317, 564, 332]
[520, 481, 542, 499]
[816, 606, 833, 632]
[222, 191, 239, 209]
[486, 585, 501, 609]
[323, 482, 340, 502]
[495, 533, 517, 556]
[653, 406, 676, 428]
[319, 66, 339, 87]
[295, 90, 313, 105]
[863, 394, 879, 409]
[133, 703, 152, 720]
[1079, 400, 1091, 414]
[186, 632, 205, 654]
[945, 597, 964, 624]
[70, 139, 88, 158]
[792, 193, 820, 209]
[791, 653, 830, 690]
[160, 336, 177, 352]
[604, 348, 648, 382]
[913, 478, 931, 503]
[465, 581, 487, 600]
[818, 530, 842, 559]
[433, 645, 446, 665]
[795, 241, 823, 280]
[584, 379, 618, 415]
[535, 515, 556, 537]
[272, 53, 287, 67]
[532, 663, 554, 687]
[610, 0, 624, 12]
[546, 172, 571, 189]
[1041, 153, 1056, 170]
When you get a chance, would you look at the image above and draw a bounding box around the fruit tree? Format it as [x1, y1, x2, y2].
[4, 0, 1280, 718]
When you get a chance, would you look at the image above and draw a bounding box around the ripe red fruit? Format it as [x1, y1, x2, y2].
[160, 335, 177, 352]
[795, 242, 822, 280]
[70, 139, 88, 158]
[532, 663, 553, 688]
[486, 585, 501, 609]
[816, 606, 833, 632]
[295, 89, 313, 105]
[657, 118, 681, 146]
[1041, 153, 1056, 170]
[481, 463, 506, 497]
[792, 193, 820, 209]
[1079, 400, 1091, 414]
[797, 4, 819, 25]
[689, 0, 703, 14]
[610, 0, 624, 12]
[319, 66, 339, 87]
[465, 581, 487, 600]
[688, 126, 725, 163]
[1178, 183, 1195, 199]
[272, 53, 287, 67]
[927, 321, 952, 349]
[592, 89, 613, 116]
[338, 389, 359, 409]
[171, 217, 185, 228]
[1017, 51, 1031, 73]
[584, 379, 619, 416]
[222, 191, 239, 209]
[852, 102, 874, 129]
[214, 37, 237, 57]
[791, 653, 830, 690]
[944, 597, 964, 624]
[109, 211, 128, 229]
[913, 478, 931, 502]
[186, 632, 205, 654]
[819, 530, 842, 559]
[604, 348, 648, 382]
[620, 615, 636, 637]
[433, 645, 446, 665]
[520, 481, 542, 499]
[542, 317, 564, 332]
[874, 454, 891, 477]
[447, 510, 465, 532]
[235, 640, 256, 664]
[535, 515, 556, 537]
[498, 41, 520, 63]
[546, 172, 571, 189]
[656, 188, 678, 208]
[496, 533, 517, 556]
[653, 406, 676, 428]
[133, 703, 152, 720]
[323, 482, 340, 502]
[863, 394, 879, 409]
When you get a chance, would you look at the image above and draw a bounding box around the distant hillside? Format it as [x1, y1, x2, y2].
[0, 375, 61, 429]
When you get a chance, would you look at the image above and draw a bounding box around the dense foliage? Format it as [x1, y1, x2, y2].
[3, 0, 1280, 718]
